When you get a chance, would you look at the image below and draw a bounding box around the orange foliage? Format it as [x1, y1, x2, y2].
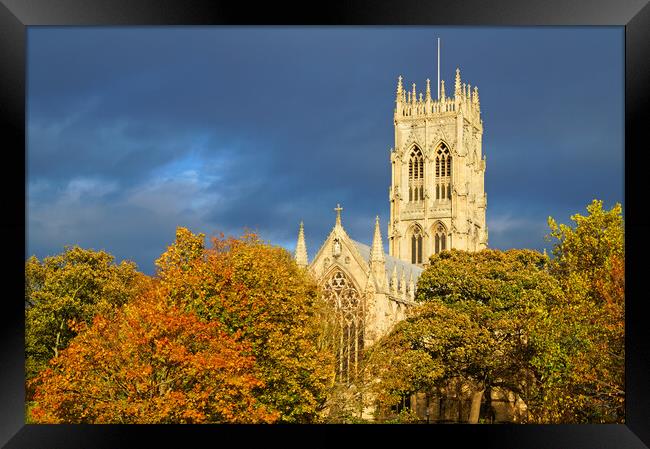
[154, 229, 334, 422]
[29, 286, 279, 424]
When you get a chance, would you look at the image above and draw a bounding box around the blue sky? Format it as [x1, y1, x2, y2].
[27, 27, 624, 275]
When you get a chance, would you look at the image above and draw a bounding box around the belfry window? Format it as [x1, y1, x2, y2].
[408, 146, 424, 202]
[435, 144, 452, 200]
[434, 223, 447, 254]
[411, 226, 423, 264]
[322, 270, 364, 384]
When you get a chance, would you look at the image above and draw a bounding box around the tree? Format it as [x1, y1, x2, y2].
[154, 228, 335, 423]
[545, 199, 625, 423]
[367, 249, 561, 423]
[25, 247, 144, 383]
[29, 288, 277, 424]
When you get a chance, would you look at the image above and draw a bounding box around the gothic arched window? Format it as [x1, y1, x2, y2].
[434, 223, 447, 254]
[435, 144, 452, 201]
[322, 269, 364, 384]
[408, 146, 424, 202]
[411, 226, 423, 264]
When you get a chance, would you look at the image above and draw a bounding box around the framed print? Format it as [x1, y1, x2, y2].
[2, 0, 649, 447]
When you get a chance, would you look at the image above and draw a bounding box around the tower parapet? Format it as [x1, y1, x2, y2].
[394, 68, 482, 127]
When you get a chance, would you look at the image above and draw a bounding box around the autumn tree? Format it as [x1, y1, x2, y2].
[25, 247, 144, 383]
[366, 249, 561, 423]
[154, 228, 335, 423]
[29, 288, 277, 424]
[544, 199, 625, 423]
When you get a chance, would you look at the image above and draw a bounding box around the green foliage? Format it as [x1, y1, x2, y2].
[547, 200, 623, 289]
[543, 199, 625, 423]
[368, 248, 561, 422]
[382, 408, 422, 424]
[25, 247, 143, 383]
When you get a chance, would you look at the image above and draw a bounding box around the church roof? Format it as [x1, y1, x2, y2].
[351, 240, 424, 281]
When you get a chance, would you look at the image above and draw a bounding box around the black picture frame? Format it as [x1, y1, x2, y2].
[2, 0, 648, 447]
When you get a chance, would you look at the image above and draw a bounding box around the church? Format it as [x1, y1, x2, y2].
[294, 68, 526, 422]
[293, 66, 504, 420]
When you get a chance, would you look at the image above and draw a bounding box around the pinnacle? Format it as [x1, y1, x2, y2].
[370, 216, 385, 263]
[294, 221, 308, 267]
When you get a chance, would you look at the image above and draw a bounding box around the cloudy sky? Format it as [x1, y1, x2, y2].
[27, 27, 624, 275]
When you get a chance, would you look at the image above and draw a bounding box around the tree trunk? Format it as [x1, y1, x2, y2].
[53, 318, 65, 358]
[468, 387, 485, 424]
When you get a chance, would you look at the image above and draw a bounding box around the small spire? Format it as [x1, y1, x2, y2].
[370, 216, 385, 263]
[400, 268, 406, 295]
[467, 83, 471, 102]
[411, 83, 417, 104]
[454, 67, 461, 98]
[425, 78, 432, 101]
[473, 86, 479, 106]
[419, 92, 423, 103]
[391, 265, 398, 292]
[396, 75, 404, 102]
[409, 271, 415, 299]
[440, 80, 446, 101]
[294, 221, 308, 268]
[334, 204, 343, 227]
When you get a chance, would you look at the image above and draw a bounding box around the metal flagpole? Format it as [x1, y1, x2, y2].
[437, 37, 440, 100]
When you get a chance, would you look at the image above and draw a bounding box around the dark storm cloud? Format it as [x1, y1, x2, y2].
[27, 27, 623, 274]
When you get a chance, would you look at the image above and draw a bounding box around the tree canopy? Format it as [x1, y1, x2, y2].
[25, 199, 624, 424]
[153, 228, 335, 422]
[367, 248, 560, 422]
[25, 247, 144, 382]
[29, 289, 276, 424]
[544, 199, 624, 423]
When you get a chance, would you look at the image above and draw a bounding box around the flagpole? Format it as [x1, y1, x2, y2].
[437, 38, 440, 100]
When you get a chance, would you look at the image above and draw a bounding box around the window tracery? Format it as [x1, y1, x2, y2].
[411, 226, 423, 264]
[435, 144, 452, 200]
[434, 222, 447, 254]
[408, 146, 424, 202]
[322, 269, 364, 384]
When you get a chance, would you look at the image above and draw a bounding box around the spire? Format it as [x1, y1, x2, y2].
[473, 86, 479, 106]
[467, 83, 471, 102]
[334, 203, 343, 227]
[425, 78, 432, 102]
[396, 75, 404, 102]
[369, 216, 386, 289]
[391, 264, 398, 293]
[411, 83, 417, 104]
[400, 268, 406, 296]
[294, 221, 308, 268]
[440, 79, 446, 101]
[370, 216, 385, 263]
[408, 271, 415, 300]
[454, 67, 461, 98]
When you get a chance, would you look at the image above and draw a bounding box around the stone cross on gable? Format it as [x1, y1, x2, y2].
[334, 203, 343, 227]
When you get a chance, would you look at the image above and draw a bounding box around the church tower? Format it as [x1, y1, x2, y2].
[388, 67, 488, 265]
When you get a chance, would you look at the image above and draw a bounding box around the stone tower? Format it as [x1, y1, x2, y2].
[388, 67, 488, 265]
